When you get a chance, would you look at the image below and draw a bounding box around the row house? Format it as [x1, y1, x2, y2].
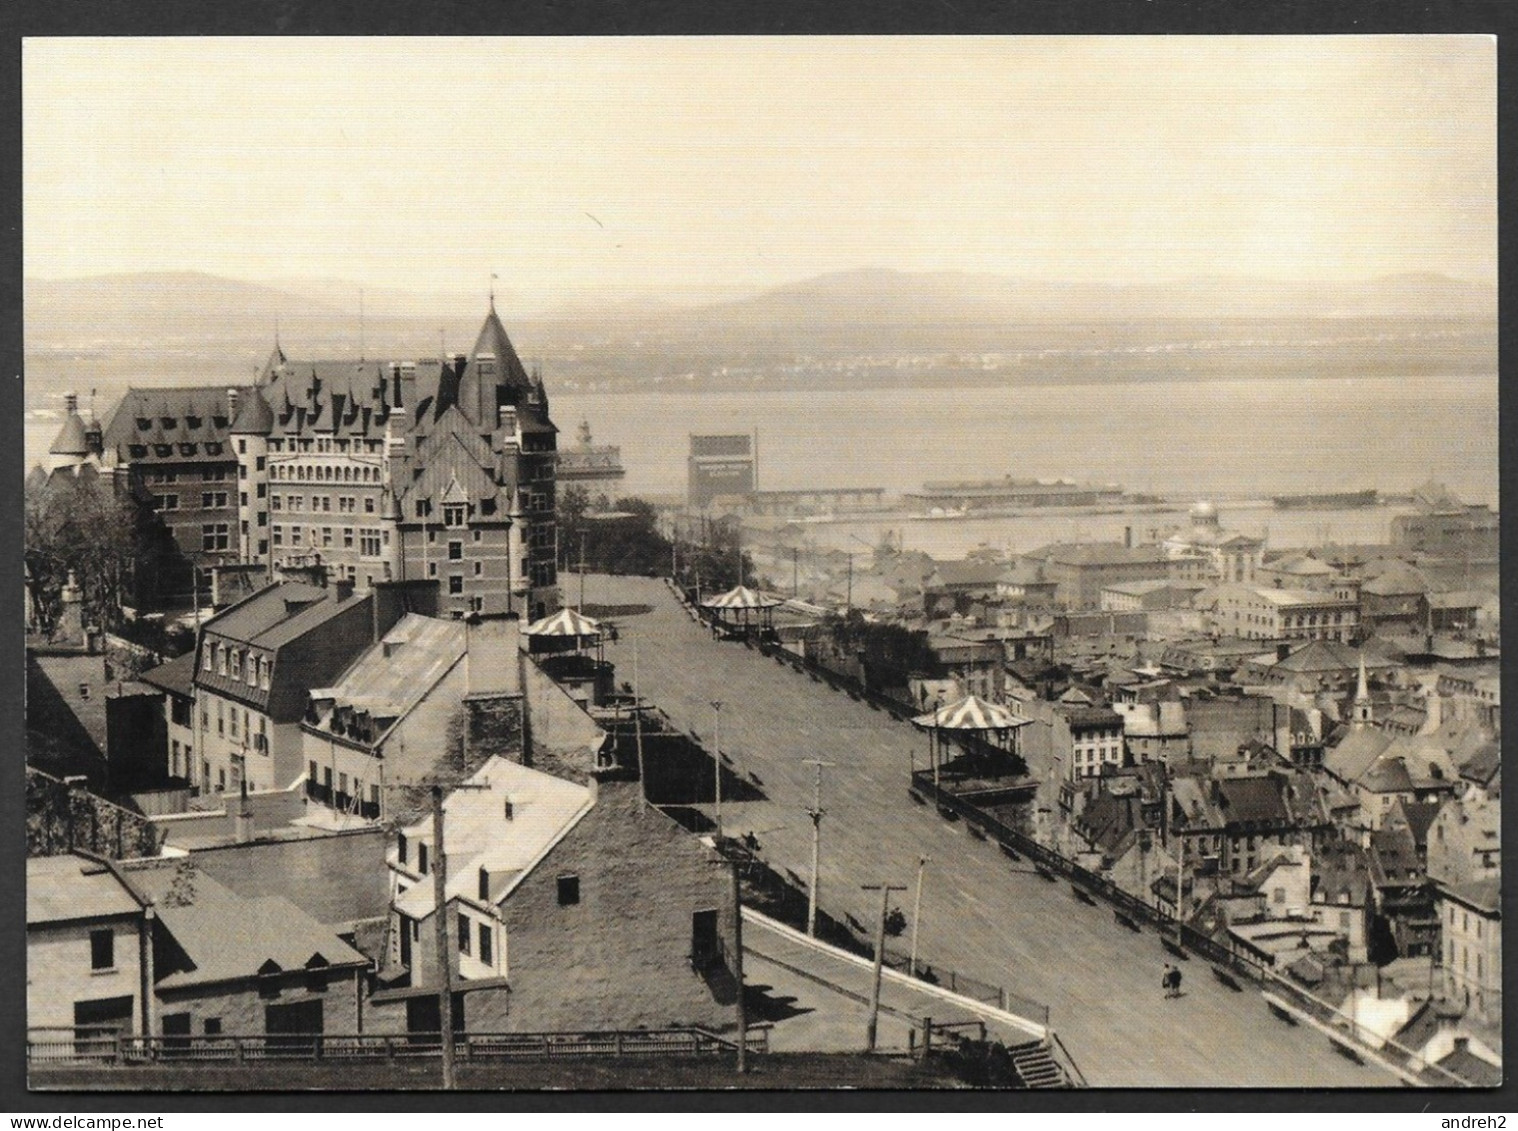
[1166, 771, 1331, 879]
[1060, 705, 1126, 781]
[26, 853, 368, 1043]
[188, 580, 419, 797]
[1205, 584, 1360, 644]
[1437, 878, 1501, 1022]
[300, 616, 529, 823]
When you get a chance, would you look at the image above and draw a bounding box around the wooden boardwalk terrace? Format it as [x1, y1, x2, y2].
[592, 575, 1393, 1088]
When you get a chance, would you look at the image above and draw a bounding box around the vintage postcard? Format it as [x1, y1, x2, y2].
[21, 35, 1498, 1097]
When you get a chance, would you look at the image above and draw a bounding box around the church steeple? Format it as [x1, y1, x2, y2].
[1352, 655, 1373, 730]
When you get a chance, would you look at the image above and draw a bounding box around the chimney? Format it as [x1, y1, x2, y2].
[453, 353, 467, 374]
[227, 388, 240, 420]
[1453, 1036, 1470, 1054]
[64, 393, 78, 415]
[334, 577, 355, 602]
[466, 618, 522, 697]
[1276, 642, 1291, 662]
[1124, 526, 1133, 549]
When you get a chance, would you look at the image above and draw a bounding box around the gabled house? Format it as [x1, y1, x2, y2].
[115, 857, 371, 1039]
[27, 854, 150, 1038]
[1367, 811, 1436, 960]
[1309, 841, 1372, 963]
[1426, 794, 1500, 889]
[372, 758, 737, 1035]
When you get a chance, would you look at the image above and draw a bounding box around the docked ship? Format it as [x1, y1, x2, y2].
[904, 476, 1125, 516]
[1271, 489, 1378, 510]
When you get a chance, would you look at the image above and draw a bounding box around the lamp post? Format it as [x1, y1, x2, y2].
[909, 855, 930, 978]
[710, 700, 724, 838]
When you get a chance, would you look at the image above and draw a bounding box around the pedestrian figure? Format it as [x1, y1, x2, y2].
[1169, 967, 1183, 998]
[1162, 964, 1174, 999]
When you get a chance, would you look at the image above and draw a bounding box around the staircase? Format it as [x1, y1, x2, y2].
[1009, 1040, 1071, 1089]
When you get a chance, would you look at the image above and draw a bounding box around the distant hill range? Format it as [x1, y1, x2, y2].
[24, 267, 1496, 360]
[670, 268, 1496, 330]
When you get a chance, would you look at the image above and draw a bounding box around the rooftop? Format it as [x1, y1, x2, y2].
[394, 757, 593, 920]
[27, 854, 141, 925]
[122, 859, 368, 989]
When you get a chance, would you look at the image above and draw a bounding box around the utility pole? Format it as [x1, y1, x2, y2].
[426, 778, 489, 1089]
[801, 759, 837, 936]
[730, 853, 748, 1074]
[706, 841, 750, 1074]
[710, 700, 724, 838]
[792, 547, 799, 598]
[577, 532, 588, 611]
[862, 883, 907, 1052]
[909, 856, 930, 978]
[431, 785, 456, 1089]
[633, 634, 646, 813]
[931, 697, 944, 790]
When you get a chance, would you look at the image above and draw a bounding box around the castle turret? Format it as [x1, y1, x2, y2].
[47, 394, 92, 474]
[229, 385, 274, 566]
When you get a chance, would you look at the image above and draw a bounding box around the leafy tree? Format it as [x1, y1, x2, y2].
[25, 468, 165, 634]
[557, 488, 677, 578]
[671, 513, 762, 594]
[820, 608, 938, 688]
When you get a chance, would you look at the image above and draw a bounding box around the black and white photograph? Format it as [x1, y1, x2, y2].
[20, 34, 1499, 1094]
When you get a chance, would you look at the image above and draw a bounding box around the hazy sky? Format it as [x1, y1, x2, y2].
[23, 36, 1495, 298]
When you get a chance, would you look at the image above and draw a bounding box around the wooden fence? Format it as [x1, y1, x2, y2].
[28, 1025, 769, 1068]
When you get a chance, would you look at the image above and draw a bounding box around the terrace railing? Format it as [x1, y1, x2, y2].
[27, 1025, 769, 1068]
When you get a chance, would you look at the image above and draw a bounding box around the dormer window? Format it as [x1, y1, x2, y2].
[444, 504, 467, 528]
[206, 442, 222, 456]
[186, 415, 201, 429]
[155, 444, 172, 457]
[161, 416, 176, 430]
[129, 445, 147, 458]
[179, 443, 197, 456]
[136, 417, 151, 431]
[212, 416, 228, 429]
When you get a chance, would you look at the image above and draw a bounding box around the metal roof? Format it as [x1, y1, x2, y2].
[27, 855, 141, 925]
[122, 860, 368, 988]
[394, 757, 592, 920]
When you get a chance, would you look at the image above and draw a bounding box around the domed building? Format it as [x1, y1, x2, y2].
[1162, 500, 1265, 584]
